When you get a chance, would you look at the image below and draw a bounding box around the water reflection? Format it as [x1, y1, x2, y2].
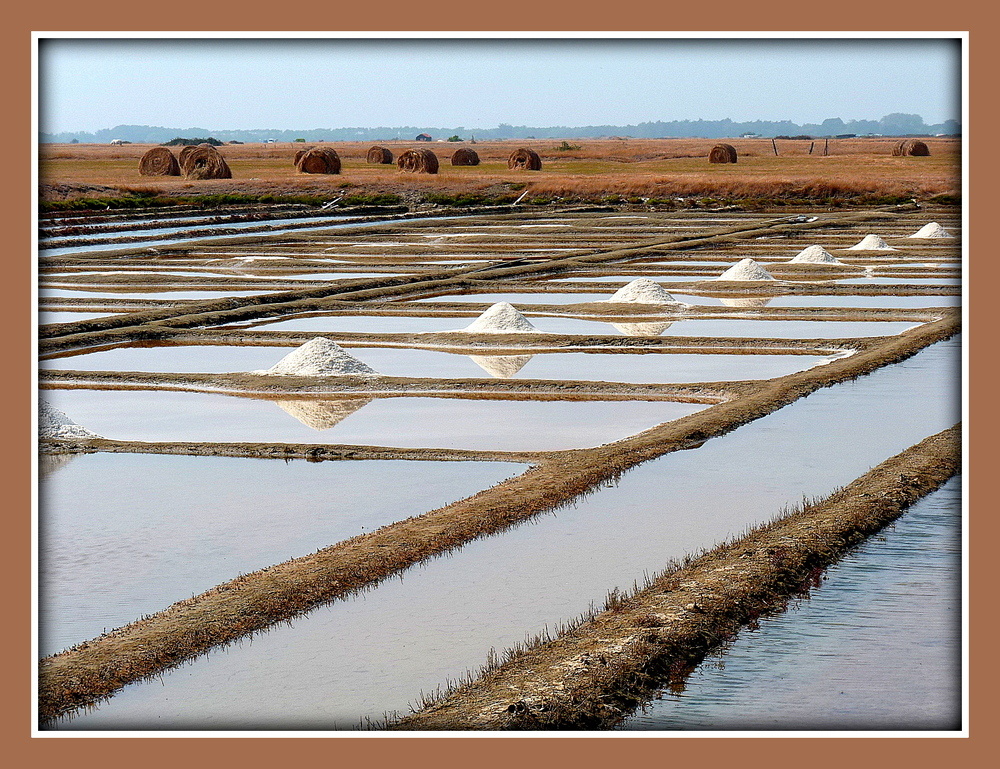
[611, 321, 674, 337]
[719, 297, 775, 308]
[275, 398, 372, 430]
[467, 354, 535, 378]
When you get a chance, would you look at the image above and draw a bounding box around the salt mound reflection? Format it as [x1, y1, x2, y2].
[276, 398, 373, 430]
[468, 354, 535, 378]
[612, 321, 674, 336]
[719, 296, 774, 307]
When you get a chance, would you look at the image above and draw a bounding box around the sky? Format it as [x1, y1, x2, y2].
[38, 37, 962, 134]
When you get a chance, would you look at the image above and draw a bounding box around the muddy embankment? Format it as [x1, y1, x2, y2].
[390, 425, 961, 730]
[37, 313, 958, 724]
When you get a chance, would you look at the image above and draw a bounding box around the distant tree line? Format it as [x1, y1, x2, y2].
[41, 113, 960, 144]
[161, 137, 224, 146]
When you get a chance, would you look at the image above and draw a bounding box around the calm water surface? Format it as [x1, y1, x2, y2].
[619, 476, 962, 731]
[39, 456, 526, 657]
[52, 336, 959, 730]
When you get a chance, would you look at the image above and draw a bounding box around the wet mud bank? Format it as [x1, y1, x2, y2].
[391, 425, 961, 731]
[36, 315, 957, 723]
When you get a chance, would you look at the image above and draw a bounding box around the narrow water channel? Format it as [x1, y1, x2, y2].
[618, 476, 962, 732]
[48, 334, 960, 730]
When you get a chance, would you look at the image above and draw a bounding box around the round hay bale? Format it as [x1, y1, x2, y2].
[366, 146, 394, 164]
[896, 139, 930, 156]
[708, 143, 738, 163]
[507, 148, 542, 170]
[293, 148, 310, 165]
[138, 147, 180, 176]
[451, 147, 480, 166]
[178, 143, 214, 165]
[180, 145, 232, 180]
[296, 147, 341, 174]
[397, 148, 439, 174]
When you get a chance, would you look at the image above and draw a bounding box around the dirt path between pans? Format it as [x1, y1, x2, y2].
[36, 314, 957, 724]
[389, 425, 961, 731]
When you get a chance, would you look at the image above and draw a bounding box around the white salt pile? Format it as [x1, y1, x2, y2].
[788, 245, 842, 264]
[908, 222, 954, 239]
[716, 258, 775, 281]
[276, 398, 372, 430]
[605, 278, 678, 305]
[463, 302, 539, 333]
[612, 321, 674, 337]
[848, 234, 896, 251]
[253, 337, 378, 376]
[468, 354, 534, 378]
[39, 400, 101, 441]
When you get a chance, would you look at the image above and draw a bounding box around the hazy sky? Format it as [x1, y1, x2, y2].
[38, 37, 962, 133]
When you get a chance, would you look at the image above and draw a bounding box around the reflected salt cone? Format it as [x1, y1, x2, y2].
[468, 354, 534, 378]
[276, 398, 372, 430]
[719, 296, 774, 307]
[39, 452, 78, 479]
[612, 321, 674, 336]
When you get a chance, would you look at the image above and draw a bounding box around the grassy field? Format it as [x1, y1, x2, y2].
[39, 137, 961, 208]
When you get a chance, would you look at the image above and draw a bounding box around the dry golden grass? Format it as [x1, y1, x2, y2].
[38, 137, 961, 203]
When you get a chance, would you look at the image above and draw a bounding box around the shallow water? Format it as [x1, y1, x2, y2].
[39, 311, 124, 324]
[233, 313, 917, 339]
[38, 288, 276, 300]
[42, 389, 705, 451]
[52, 336, 960, 730]
[619, 476, 962, 731]
[39, 455, 526, 657]
[411, 292, 614, 305]
[42, 343, 842, 383]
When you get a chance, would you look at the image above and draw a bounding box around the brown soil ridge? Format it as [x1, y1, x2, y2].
[390, 424, 961, 731]
[37, 315, 957, 724]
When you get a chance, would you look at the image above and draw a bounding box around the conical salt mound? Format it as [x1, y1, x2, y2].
[468, 354, 534, 378]
[717, 258, 775, 280]
[276, 398, 372, 430]
[612, 321, 674, 336]
[848, 234, 896, 251]
[606, 278, 677, 304]
[908, 222, 954, 239]
[39, 400, 101, 440]
[255, 338, 377, 376]
[789, 245, 842, 264]
[464, 302, 538, 333]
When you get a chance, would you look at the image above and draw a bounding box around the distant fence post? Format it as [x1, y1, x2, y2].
[808, 141, 815, 155]
[771, 138, 779, 156]
[824, 138, 829, 156]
